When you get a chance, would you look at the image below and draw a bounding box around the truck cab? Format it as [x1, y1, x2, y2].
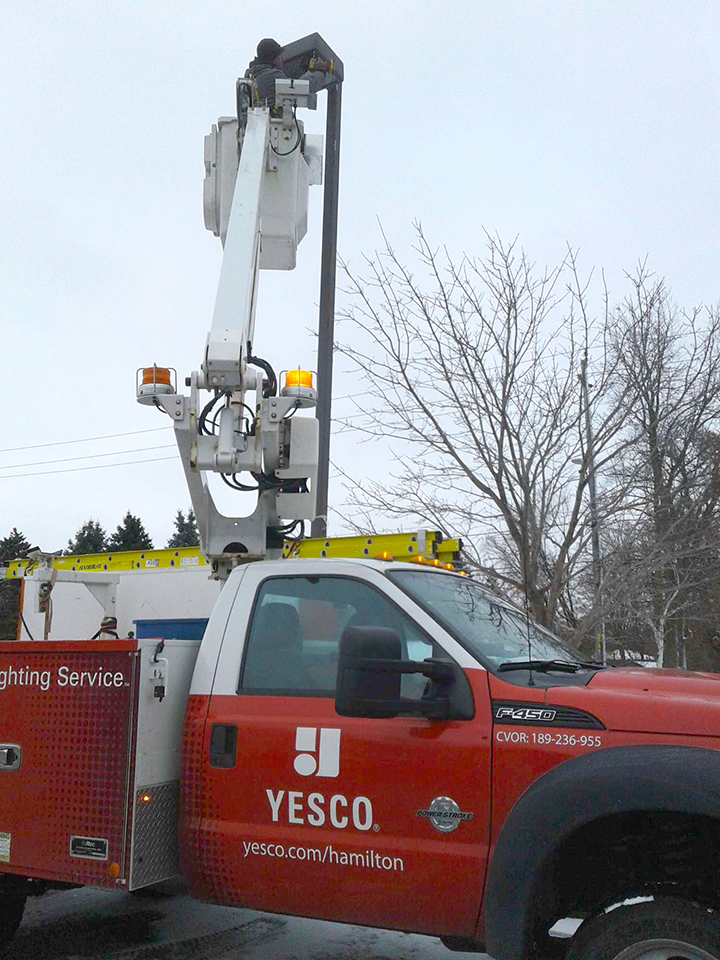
[180, 558, 492, 938]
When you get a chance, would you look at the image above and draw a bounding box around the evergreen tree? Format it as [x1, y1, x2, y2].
[65, 518, 108, 556]
[0, 528, 31, 562]
[0, 528, 31, 639]
[167, 509, 199, 548]
[108, 512, 153, 551]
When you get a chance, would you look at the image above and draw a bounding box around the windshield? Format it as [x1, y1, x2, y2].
[387, 570, 581, 667]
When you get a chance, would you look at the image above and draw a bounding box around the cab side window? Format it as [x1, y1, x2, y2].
[239, 575, 437, 697]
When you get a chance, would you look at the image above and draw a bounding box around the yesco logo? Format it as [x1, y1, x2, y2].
[293, 727, 340, 778]
[264, 727, 374, 831]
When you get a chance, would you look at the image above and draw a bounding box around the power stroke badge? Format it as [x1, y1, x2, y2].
[417, 796, 474, 833]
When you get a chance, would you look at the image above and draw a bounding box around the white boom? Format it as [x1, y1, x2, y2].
[138, 79, 323, 577]
[205, 107, 269, 390]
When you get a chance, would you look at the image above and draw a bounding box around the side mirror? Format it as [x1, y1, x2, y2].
[335, 626, 402, 718]
[334, 626, 474, 720]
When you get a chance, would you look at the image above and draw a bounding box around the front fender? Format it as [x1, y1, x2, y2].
[484, 744, 720, 960]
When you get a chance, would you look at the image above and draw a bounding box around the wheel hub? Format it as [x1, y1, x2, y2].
[613, 939, 719, 960]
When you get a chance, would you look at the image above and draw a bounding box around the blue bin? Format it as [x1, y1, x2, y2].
[133, 618, 208, 641]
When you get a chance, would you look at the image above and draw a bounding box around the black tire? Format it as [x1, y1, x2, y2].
[566, 898, 720, 960]
[0, 893, 26, 945]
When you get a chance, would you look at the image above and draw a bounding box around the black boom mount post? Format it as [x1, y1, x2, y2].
[279, 34, 343, 540]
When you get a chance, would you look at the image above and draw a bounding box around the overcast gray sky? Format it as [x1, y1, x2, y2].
[1, 0, 718, 552]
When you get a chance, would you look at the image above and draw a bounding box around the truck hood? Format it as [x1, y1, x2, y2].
[548, 667, 720, 738]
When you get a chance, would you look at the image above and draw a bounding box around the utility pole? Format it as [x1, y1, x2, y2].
[580, 351, 606, 660]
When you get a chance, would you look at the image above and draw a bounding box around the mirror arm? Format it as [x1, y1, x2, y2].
[341, 656, 455, 682]
[418, 658, 456, 683]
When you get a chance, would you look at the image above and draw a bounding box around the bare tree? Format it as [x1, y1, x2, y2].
[336, 227, 633, 630]
[601, 271, 720, 666]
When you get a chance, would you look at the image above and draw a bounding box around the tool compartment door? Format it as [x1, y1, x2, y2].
[0, 641, 137, 885]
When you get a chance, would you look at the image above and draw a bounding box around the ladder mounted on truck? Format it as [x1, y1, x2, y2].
[2, 531, 463, 580]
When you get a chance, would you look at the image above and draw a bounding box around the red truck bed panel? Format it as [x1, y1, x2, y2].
[0, 645, 137, 886]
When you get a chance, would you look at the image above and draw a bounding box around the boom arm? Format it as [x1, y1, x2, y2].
[137, 41, 341, 578]
[204, 106, 269, 391]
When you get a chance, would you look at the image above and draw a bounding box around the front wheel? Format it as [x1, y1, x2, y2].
[566, 898, 720, 960]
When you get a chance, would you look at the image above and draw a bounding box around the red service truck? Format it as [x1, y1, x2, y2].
[5, 32, 718, 960]
[1, 558, 719, 960]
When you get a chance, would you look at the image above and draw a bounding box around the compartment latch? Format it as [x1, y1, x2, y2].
[0, 745, 21, 771]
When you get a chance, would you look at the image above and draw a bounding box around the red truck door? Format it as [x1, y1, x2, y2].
[197, 564, 492, 939]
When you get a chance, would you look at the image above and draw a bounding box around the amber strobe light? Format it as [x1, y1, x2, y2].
[285, 369, 313, 388]
[280, 368, 317, 408]
[141, 367, 172, 386]
[136, 365, 176, 405]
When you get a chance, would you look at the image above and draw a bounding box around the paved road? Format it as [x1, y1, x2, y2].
[6, 885, 486, 960]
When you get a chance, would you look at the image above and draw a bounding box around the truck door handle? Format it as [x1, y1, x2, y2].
[209, 725, 237, 768]
[0, 745, 21, 771]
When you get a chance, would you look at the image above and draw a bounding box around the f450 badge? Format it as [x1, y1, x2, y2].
[495, 706, 557, 722]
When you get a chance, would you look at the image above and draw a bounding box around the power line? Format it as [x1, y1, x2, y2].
[1, 444, 177, 471]
[0, 427, 172, 455]
[0, 399, 366, 458]
[0, 401, 366, 458]
[0, 455, 179, 481]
